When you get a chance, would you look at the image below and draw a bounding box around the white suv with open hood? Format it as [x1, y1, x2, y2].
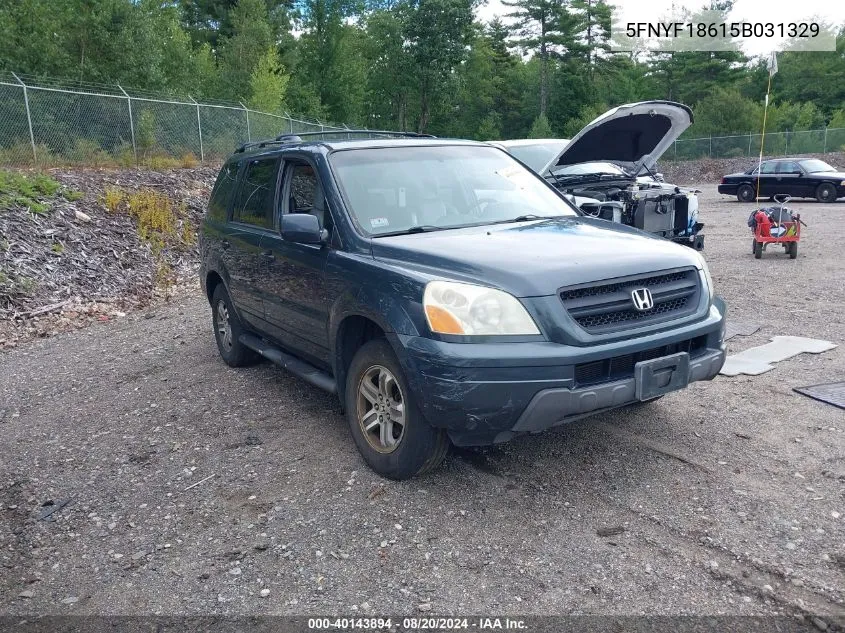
[491, 101, 704, 250]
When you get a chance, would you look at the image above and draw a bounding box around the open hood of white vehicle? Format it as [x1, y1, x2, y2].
[544, 101, 693, 176]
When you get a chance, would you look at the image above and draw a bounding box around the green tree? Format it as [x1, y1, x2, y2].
[503, 0, 579, 116]
[248, 48, 289, 112]
[217, 0, 275, 102]
[405, 0, 476, 132]
[529, 113, 554, 138]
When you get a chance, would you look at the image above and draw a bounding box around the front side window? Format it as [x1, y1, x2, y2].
[330, 145, 578, 237]
[233, 158, 279, 229]
[285, 162, 330, 230]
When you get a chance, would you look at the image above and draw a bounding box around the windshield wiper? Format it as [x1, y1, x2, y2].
[374, 225, 446, 237]
[492, 214, 551, 225]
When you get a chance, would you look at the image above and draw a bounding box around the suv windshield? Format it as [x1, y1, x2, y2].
[330, 145, 578, 236]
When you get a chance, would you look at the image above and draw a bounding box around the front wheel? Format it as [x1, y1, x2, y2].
[789, 241, 798, 259]
[816, 183, 837, 203]
[737, 184, 755, 203]
[753, 240, 763, 259]
[345, 339, 449, 479]
[211, 284, 261, 367]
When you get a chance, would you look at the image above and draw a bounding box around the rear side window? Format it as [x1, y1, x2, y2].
[208, 163, 238, 222]
[776, 161, 800, 174]
[760, 162, 778, 174]
[233, 158, 280, 229]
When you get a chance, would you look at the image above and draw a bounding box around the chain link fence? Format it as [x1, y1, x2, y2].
[0, 72, 358, 167]
[673, 128, 845, 160]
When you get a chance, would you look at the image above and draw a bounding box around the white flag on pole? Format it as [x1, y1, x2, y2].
[767, 51, 778, 77]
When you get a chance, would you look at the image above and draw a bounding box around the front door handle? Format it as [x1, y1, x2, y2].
[262, 250, 275, 262]
[221, 239, 230, 249]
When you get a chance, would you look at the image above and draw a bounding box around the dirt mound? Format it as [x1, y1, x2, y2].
[0, 167, 217, 347]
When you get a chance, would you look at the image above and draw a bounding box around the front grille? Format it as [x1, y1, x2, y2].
[560, 268, 700, 334]
[574, 335, 708, 387]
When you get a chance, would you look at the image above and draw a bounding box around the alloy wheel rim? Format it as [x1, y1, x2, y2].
[216, 300, 233, 351]
[357, 365, 406, 453]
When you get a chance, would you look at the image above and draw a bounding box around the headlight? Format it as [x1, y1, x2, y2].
[695, 252, 714, 302]
[423, 281, 540, 336]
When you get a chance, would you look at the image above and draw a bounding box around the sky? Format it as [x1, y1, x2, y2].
[475, 0, 843, 56]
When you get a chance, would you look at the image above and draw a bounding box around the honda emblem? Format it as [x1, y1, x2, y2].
[631, 288, 654, 311]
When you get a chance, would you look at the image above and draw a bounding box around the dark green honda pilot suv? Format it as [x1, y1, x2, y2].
[199, 131, 727, 479]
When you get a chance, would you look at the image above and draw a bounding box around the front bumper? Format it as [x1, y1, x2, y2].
[393, 298, 726, 446]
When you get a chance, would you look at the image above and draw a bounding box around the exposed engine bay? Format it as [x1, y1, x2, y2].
[552, 175, 705, 250]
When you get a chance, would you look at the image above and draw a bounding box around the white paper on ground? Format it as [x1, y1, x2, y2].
[720, 336, 837, 377]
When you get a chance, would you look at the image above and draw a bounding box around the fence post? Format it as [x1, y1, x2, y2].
[11, 72, 37, 165]
[784, 131, 788, 155]
[709, 135, 712, 158]
[748, 134, 752, 157]
[823, 127, 827, 153]
[240, 102, 251, 142]
[189, 96, 204, 163]
[117, 84, 137, 163]
[673, 140, 677, 159]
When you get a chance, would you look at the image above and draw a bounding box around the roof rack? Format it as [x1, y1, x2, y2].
[235, 129, 436, 154]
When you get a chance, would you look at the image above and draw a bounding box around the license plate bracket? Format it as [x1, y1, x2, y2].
[635, 352, 691, 401]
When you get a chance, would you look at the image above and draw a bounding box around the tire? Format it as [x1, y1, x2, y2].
[752, 238, 757, 254]
[737, 184, 755, 203]
[789, 241, 798, 259]
[211, 284, 261, 367]
[345, 338, 449, 480]
[816, 183, 837, 203]
[753, 240, 763, 259]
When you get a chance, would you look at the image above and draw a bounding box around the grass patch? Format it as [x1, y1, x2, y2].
[63, 189, 84, 202]
[0, 170, 62, 212]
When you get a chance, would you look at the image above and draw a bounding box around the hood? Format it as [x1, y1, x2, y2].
[544, 101, 693, 176]
[370, 218, 702, 298]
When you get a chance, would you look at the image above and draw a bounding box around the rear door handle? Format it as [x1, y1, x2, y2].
[221, 239, 230, 249]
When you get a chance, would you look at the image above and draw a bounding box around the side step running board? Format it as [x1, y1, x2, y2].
[239, 333, 337, 394]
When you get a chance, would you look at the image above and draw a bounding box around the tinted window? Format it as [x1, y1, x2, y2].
[233, 158, 279, 228]
[286, 162, 330, 230]
[760, 162, 778, 174]
[289, 164, 318, 212]
[330, 145, 577, 236]
[777, 161, 801, 174]
[208, 162, 238, 221]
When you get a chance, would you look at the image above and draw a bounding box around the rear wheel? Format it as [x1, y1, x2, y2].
[789, 241, 798, 259]
[211, 284, 261, 367]
[816, 183, 837, 203]
[753, 240, 763, 259]
[737, 184, 755, 202]
[345, 339, 449, 479]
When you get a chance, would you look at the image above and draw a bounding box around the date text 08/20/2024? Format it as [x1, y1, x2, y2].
[307, 617, 528, 630]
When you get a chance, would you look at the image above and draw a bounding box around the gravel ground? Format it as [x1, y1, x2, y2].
[0, 186, 843, 624]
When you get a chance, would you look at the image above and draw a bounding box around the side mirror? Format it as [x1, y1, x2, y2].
[280, 213, 327, 245]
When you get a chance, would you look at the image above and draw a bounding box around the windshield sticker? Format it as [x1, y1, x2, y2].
[496, 165, 535, 190]
[370, 217, 390, 229]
